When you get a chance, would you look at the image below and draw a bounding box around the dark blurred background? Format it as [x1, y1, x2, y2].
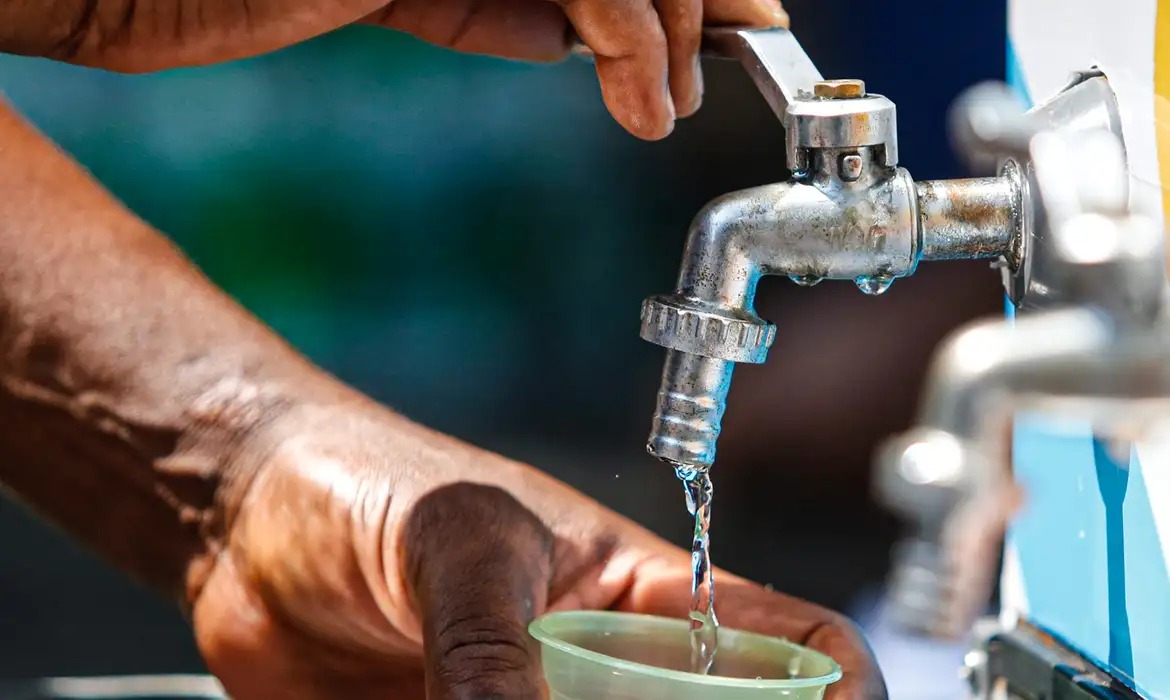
[0, 0, 1004, 690]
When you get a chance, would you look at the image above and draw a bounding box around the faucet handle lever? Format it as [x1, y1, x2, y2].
[701, 27, 824, 126]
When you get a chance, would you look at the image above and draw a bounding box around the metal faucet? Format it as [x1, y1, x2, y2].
[640, 28, 1021, 469]
[875, 83, 1169, 638]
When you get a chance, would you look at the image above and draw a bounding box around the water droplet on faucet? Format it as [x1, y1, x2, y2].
[855, 274, 895, 296]
[789, 274, 823, 287]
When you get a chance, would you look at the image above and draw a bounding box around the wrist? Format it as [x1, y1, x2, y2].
[181, 370, 355, 605]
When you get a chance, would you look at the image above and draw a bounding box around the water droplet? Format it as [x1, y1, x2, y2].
[764, 583, 775, 592]
[855, 274, 895, 296]
[788, 274, 823, 287]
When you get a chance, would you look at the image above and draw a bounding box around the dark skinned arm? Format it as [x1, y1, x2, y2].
[0, 98, 347, 598]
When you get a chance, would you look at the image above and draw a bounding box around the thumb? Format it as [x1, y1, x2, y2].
[402, 482, 554, 699]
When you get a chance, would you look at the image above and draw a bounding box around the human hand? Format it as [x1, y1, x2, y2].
[192, 402, 885, 699]
[0, 0, 785, 140]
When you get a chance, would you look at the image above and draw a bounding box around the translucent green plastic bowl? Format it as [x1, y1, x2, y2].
[529, 611, 842, 699]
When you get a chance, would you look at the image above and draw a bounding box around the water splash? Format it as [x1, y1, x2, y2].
[676, 465, 718, 675]
[855, 273, 895, 296]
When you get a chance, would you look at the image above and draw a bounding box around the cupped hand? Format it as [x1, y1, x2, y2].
[192, 404, 885, 699]
[1, 0, 786, 139]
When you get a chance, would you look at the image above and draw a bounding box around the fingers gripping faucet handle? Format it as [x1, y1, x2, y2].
[571, 27, 897, 169]
[570, 26, 823, 118]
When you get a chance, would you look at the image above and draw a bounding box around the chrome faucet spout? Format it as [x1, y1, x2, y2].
[639, 29, 1025, 470]
[917, 309, 1112, 441]
[877, 87, 1170, 639]
[875, 309, 1112, 637]
[641, 162, 1020, 469]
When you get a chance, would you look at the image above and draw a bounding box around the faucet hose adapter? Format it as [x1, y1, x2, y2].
[646, 351, 737, 467]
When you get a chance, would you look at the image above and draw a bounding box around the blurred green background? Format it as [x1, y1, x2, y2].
[0, 0, 1004, 681]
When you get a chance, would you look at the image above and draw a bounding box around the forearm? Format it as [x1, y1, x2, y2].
[0, 1, 366, 73]
[0, 98, 345, 600]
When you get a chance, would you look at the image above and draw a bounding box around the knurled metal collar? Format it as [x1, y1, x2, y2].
[640, 295, 776, 363]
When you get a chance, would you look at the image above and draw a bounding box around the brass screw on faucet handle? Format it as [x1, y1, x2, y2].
[814, 79, 866, 99]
